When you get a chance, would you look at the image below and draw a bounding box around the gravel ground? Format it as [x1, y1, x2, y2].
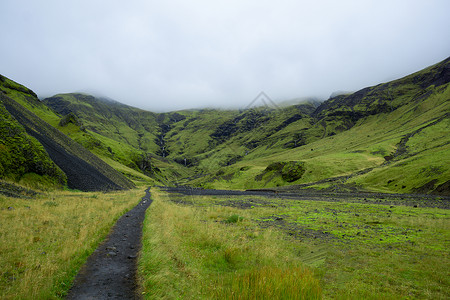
[160, 186, 450, 209]
[31, 131, 123, 191]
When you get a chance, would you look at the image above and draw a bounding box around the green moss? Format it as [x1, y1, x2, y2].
[281, 161, 306, 182]
[0, 101, 66, 185]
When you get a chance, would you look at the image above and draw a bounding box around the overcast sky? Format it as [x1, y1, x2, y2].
[1, 0, 449, 112]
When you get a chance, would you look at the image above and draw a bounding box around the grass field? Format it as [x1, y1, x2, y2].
[0, 186, 144, 299]
[138, 188, 322, 299]
[138, 188, 449, 299]
[1, 186, 448, 299]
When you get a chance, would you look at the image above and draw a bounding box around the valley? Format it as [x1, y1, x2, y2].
[0, 57, 449, 298]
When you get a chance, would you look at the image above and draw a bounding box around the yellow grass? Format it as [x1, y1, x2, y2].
[211, 266, 321, 300]
[0, 187, 144, 299]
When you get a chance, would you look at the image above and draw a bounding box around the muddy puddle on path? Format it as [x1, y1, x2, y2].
[67, 188, 152, 300]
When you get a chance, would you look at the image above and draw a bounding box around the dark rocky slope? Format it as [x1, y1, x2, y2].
[0, 90, 134, 191]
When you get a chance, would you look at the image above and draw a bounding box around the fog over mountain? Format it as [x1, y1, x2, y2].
[1, 0, 449, 111]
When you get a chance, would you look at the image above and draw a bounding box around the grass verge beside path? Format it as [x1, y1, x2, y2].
[0, 187, 145, 299]
[138, 188, 322, 299]
[139, 189, 449, 299]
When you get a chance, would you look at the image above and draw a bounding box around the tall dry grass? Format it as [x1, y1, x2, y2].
[0, 187, 144, 299]
[211, 266, 321, 300]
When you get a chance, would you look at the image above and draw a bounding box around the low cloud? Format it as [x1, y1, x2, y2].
[1, 0, 449, 111]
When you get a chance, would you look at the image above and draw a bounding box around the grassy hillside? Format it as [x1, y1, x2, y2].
[0, 95, 66, 189]
[187, 57, 450, 194]
[0, 75, 135, 191]
[2, 56, 448, 194]
[44, 94, 160, 152]
[0, 78, 171, 187]
[43, 93, 194, 185]
[163, 103, 318, 171]
[42, 93, 321, 185]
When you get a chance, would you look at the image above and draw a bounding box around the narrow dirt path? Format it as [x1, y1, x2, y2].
[67, 187, 152, 299]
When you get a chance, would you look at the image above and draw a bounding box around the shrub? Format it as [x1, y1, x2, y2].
[281, 161, 306, 182]
[255, 161, 305, 183]
[58, 112, 83, 128]
[225, 214, 244, 224]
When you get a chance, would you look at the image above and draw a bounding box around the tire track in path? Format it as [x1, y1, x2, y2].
[67, 187, 152, 299]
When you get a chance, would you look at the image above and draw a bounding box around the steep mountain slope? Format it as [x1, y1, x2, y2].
[312, 57, 450, 134]
[42, 93, 194, 183]
[43, 94, 319, 172]
[0, 95, 66, 188]
[0, 75, 135, 191]
[194, 57, 450, 194]
[4, 56, 448, 195]
[44, 93, 160, 152]
[163, 102, 319, 170]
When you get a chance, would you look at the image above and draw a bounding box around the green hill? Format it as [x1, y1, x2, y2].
[192, 57, 450, 194]
[43, 93, 160, 152]
[1, 57, 448, 195]
[0, 96, 66, 189]
[43, 94, 321, 185]
[42, 93, 194, 184]
[0, 75, 135, 191]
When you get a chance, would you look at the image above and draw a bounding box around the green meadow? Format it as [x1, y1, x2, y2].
[138, 188, 449, 299]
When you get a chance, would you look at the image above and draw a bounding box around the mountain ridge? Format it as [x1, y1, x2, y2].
[41, 56, 450, 194]
[1, 56, 449, 194]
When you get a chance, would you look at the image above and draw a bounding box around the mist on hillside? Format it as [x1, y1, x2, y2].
[1, 0, 450, 111]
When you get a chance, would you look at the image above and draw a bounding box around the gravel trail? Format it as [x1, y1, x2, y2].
[67, 187, 152, 299]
